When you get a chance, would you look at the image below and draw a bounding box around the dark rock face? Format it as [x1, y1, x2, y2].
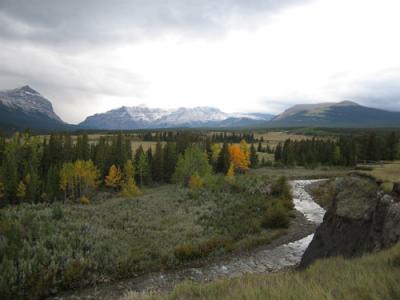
[393, 182, 400, 200]
[300, 176, 400, 268]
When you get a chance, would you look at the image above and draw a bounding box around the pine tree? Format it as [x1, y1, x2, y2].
[250, 143, 258, 168]
[151, 142, 164, 182]
[257, 141, 263, 152]
[274, 143, 282, 162]
[0, 180, 4, 201]
[163, 142, 177, 182]
[217, 143, 230, 173]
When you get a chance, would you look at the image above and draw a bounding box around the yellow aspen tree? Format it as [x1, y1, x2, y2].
[240, 140, 250, 168]
[225, 162, 235, 183]
[120, 160, 141, 197]
[105, 164, 122, 189]
[228, 144, 249, 172]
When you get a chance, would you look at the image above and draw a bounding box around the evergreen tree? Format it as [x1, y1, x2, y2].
[250, 143, 258, 168]
[217, 143, 230, 173]
[163, 142, 177, 182]
[151, 142, 164, 182]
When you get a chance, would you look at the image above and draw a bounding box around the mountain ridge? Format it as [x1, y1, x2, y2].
[79, 105, 274, 130]
[1, 86, 400, 131]
[0, 86, 72, 133]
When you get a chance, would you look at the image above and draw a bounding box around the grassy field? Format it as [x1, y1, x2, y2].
[124, 243, 400, 300]
[251, 166, 353, 180]
[0, 174, 294, 299]
[358, 161, 400, 193]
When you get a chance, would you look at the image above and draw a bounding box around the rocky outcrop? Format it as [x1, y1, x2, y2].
[300, 176, 400, 268]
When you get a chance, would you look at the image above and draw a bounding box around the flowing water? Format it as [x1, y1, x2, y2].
[61, 179, 326, 299]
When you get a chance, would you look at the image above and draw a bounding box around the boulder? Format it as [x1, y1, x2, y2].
[392, 182, 400, 199]
[300, 176, 400, 268]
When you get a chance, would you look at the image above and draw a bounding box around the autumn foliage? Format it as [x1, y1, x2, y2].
[228, 140, 250, 172]
[105, 165, 122, 189]
[59, 160, 100, 202]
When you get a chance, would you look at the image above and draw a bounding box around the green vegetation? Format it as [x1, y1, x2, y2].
[0, 174, 293, 299]
[275, 131, 399, 167]
[359, 161, 400, 193]
[124, 243, 400, 300]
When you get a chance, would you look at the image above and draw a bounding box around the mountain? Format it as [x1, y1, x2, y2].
[0, 86, 72, 133]
[79, 105, 274, 130]
[269, 101, 400, 127]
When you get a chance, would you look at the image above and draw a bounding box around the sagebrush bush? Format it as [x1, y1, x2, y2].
[262, 203, 290, 229]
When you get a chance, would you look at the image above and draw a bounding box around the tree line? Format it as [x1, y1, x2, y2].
[274, 132, 399, 167]
[0, 132, 259, 206]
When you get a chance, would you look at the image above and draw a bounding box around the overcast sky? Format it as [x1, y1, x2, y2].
[0, 0, 400, 124]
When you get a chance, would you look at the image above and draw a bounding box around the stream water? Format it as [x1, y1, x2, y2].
[61, 179, 326, 299]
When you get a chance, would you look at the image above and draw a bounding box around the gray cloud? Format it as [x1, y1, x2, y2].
[0, 0, 307, 48]
[338, 70, 400, 112]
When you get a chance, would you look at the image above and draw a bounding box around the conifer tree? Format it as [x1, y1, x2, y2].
[163, 142, 177, 182]
[217, 143, 230, 173]
[151, 142, 164, 182]
[250, 143, 258, 168]
[0, 181, 4, 201]
[257, 141, 263, 152]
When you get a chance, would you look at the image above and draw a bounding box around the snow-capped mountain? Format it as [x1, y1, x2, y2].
[0, 85, 62, 122]
[79, 105, 274, 130]
[0, 86, 71, 132]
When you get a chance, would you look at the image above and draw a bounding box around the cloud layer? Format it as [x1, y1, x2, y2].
[0, 0, 399, 123]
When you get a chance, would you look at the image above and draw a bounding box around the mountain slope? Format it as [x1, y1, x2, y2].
[269, 101, 400, 127]
[0, 86, 72, 133]
[79, 106, 274, 130]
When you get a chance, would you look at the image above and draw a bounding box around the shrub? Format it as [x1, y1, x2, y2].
[80, 196, 90, 205]
[271, 176, 291, 200]
[262, 203, 290, 229]
[174, 244, 199, 261]
[51, 205, 64, 220]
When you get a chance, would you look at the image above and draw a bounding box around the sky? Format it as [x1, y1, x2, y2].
[0, 0, 400, 124]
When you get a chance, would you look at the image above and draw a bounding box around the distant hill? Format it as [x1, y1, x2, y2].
[269, 101, 400, 128]
[0, 86, 73, 133]
[79, 105, 274, 130]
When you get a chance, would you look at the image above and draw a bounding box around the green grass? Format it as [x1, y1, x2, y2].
[359, 161, 400, 193]
[123, 243, 400, 300]
[251, 166, 353, 180]
[0, 175, 293, 299]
